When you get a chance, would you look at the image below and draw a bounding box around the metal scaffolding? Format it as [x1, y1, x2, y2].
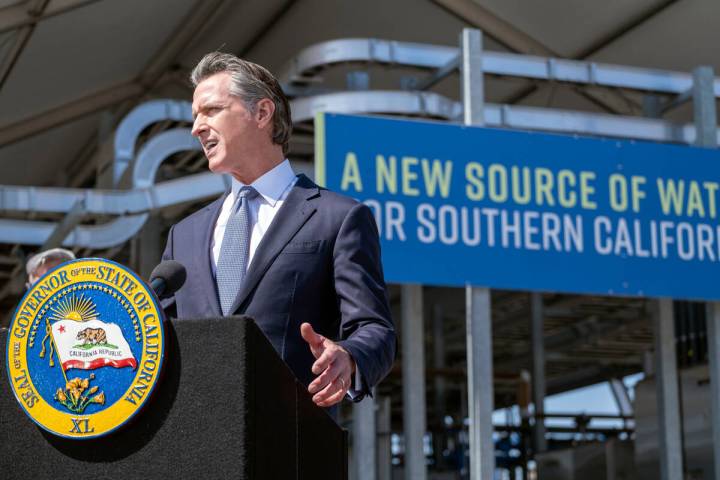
[1, 29, 719, 480]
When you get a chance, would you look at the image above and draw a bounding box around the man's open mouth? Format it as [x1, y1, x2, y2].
[204, 140, 218, 156]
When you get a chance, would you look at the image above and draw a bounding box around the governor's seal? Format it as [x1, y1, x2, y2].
[6, 258, 165, 439]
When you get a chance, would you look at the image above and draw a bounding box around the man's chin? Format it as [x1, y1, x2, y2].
[206, 157, 227, 174]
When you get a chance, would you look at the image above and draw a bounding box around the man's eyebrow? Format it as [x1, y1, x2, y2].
[193, 99, 220, 114]
[191, 100, 206, 118]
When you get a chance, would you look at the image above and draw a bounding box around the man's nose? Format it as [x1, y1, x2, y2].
[191, 116, 206, 137]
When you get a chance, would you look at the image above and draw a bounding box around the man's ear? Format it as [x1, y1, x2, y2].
[254, 98, 276, 130]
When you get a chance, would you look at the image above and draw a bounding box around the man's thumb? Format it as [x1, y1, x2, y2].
[300, 322, 321, 346]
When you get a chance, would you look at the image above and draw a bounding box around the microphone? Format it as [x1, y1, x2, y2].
[149, 260, 187, 298]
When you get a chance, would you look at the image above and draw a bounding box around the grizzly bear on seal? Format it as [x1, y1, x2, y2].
[76, 327, 107, 345]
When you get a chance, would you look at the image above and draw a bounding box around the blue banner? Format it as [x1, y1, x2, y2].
[315, 113, 720, 300]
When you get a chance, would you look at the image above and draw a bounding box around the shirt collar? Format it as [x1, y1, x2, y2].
[230, 159, 296, 207]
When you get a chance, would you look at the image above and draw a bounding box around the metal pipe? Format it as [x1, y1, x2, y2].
[278, 37, 720, 96]
[291, 91, 716, 144]
[0, 172, 228, 246]
[113, 100, 194, 186]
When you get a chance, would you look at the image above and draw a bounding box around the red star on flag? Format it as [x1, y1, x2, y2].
[58, 325, 66, 333]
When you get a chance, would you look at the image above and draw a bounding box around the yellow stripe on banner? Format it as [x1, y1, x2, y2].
[314, 111, 326, 187]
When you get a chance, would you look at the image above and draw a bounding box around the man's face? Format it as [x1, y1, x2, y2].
[191, 72, 260, 175]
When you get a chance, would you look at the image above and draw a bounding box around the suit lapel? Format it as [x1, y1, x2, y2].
[194, 194, 227, 317]
[228, 175, 320, 314]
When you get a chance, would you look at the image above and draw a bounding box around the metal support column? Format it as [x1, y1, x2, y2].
[132, 214, 163, 279]
[466, 286, 493, 480]
[693, 65, 720, 480]
[402, 284, 427, 480]
[40, 199, 85, 250]
[461, 28, 495, 480]
[692, 66, 717, 149]
[354, 394, 377, 480]
[653, 298, 683, 480]
[708, 303, 720, 480]
[609, 378, 634, 432]
[378, 396, 393, 480]
[605, 439, 617, 480]
[530, 292, 547, 453]
[432, 303, 446, 466]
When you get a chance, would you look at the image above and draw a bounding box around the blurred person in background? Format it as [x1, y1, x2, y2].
[25, 247, 75, 288]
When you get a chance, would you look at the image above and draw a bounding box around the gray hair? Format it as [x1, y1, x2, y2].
[26, 248, 76, 277]
[190, 52, 292, 155]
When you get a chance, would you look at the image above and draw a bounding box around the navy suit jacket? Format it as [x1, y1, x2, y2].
[161, 174, 396, 395]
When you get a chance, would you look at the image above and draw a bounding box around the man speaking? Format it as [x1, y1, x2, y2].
[161, 52, 396, 408]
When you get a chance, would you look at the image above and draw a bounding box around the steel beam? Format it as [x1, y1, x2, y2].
[7, 36, 710, 151]
[434, 0, 552, 56]
[0, 0, 227, 149]
[546, 364, 637, 395]
[574, 1, 680, 59]
[401, 284, 427, 480]
[496, 314, 650, 371]
[0, 0, 49, 90]
[653, 298, 683, 480]
[415, 54, 459, 91]
[0, 0, 99, 34]
[502, 0, 680, 108]
[431, 0, 636, 113]
[39, 198, 85, 250]
[237, 0, 298, 57]
[60, 0, 231, 187]
[609, 378, 633, 420]
[0, 80, 143, 147]
[137, 0, 228, 88]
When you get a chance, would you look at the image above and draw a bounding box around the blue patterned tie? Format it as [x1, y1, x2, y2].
[217, 186, 258, 315]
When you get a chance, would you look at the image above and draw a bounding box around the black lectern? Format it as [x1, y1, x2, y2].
[0, 316, 348, 479]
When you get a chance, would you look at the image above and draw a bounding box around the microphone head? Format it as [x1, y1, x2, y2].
[149, 260, 187, 296]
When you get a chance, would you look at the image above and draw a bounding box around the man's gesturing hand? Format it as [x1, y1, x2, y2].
[301, 322, 356, 407]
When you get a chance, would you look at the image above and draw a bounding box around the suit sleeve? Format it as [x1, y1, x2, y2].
[333, 202, 396, 399]
[160, 224, 178, 319]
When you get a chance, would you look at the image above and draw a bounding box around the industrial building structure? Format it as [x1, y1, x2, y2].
[0, 1, 719, 479]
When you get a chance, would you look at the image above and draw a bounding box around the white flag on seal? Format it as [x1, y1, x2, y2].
[51, 319, 137, 370]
